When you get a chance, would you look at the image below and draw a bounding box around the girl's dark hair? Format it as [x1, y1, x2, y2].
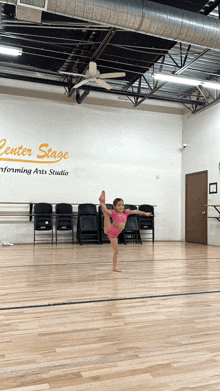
[113, 198, 123, 207]
[113, 198, 126, 213]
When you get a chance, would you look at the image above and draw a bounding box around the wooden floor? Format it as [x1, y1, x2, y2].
[1, 241, 220, 391]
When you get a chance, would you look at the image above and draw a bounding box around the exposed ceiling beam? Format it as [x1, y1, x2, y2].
[200, 0, 220, 15]
[134, 47, 210, 107]
[0, 71, 205, 106]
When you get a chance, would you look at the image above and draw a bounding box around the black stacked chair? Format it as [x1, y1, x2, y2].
[124, 204, 137, 212]
[55, 203, 74, 244]
[122, 214, 142, 244]
[77, 204, 100, 245]
[34, 203, 53, 244]
[138, 204, 154, 242]
[120, 204, 141, 244]
[98, 204, 113, 244]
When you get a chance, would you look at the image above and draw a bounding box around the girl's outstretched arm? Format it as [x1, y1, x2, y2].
[129, 210, 152, 216]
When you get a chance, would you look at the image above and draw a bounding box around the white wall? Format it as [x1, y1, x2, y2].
[182, 103, 220, 245]
[0, 93, 182, 244]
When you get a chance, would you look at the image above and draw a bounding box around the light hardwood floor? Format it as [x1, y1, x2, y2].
[0, 241, 220, 390]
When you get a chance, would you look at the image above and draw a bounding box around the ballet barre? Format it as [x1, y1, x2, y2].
[205, 205, 220, 222]
[0, 202, 157, 223]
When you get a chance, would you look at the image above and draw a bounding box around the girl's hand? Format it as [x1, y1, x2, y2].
[145, 212, 152, 216]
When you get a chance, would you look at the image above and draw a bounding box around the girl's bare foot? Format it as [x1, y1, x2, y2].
[112, 268, 122, 273]
[99, 190, 105, 203]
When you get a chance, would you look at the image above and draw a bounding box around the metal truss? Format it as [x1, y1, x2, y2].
[200, 0, 220, 16]
[124, 42, 220, 112]
[123, 0, 220, 112]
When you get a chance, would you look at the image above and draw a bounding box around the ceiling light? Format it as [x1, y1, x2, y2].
[201, 80, 220, 90]
[0, 46, 22, 56]
[153, 73, 200, 86]
[153, 73, 220, 89]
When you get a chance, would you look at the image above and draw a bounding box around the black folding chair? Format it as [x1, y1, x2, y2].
[55, 203, 74, 244]
[34, 203, 53, 244]
[124, 204, 137, 211]
[138, 204, 154, 242]
[77, 204, 100, 245]
[122, 214, 142, 244]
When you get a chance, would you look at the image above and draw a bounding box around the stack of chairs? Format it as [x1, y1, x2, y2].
[77, 204, 100, 245]
[138, 204, 154, 242]
[33, 202, 155, 245]
[120, 204, 142, 244]
[55, 203, 74, 244]
[34, 203, 53, 244]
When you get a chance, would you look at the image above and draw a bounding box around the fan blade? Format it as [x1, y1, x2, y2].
[59, 71, 85, 78]
[89, 61, 97, 76]
[73, 79, 90, 89]
[95, 78, 112, 90]
[99, 72, 126, 79]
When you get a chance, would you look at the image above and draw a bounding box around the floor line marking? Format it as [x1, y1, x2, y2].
[1, 289, 220, 311]
[0, 258, 219, 269]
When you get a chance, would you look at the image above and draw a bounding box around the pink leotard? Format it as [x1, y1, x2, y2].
[104, 209, 130, 239]
[111, 209, 130, 223]
[104, 224, 121, 238]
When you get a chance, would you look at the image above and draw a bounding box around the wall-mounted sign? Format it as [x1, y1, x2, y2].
[209, 182, 217, 194]
[0, 166, 69, 175]
[0, 139, 69, 164]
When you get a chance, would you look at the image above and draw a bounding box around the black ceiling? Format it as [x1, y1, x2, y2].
[0, 0, 219, 110]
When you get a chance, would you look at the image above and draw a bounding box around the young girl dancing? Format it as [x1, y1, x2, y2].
[99, 191, 152, 272]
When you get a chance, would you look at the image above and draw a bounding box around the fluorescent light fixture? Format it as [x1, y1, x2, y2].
[153, 72, 220, 90]
[0, 45, 22, 56]
[202, 80, 220, 90]
[153, 73, 200, 86]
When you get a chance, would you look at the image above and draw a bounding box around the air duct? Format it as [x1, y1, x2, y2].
[17, 0, 47, 10]
[16, 6, 42, 23]
[2, 0, 220, 51]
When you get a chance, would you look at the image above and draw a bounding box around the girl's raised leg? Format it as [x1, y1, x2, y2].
[99, 190, 106, 205]
[109, 237, 121, 272]
[99, 191, 111, 233]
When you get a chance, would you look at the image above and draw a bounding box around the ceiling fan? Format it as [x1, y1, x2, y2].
[59, 61, 126, 90]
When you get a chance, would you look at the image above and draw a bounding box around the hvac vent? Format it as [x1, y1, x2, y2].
[17, 0, 48, 11]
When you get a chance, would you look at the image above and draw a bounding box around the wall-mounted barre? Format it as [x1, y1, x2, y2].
[0, 202, 157, 222]
[205, 205, 220, 222]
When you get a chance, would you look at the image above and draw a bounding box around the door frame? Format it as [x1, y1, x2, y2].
[185, 170, 208, 244]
